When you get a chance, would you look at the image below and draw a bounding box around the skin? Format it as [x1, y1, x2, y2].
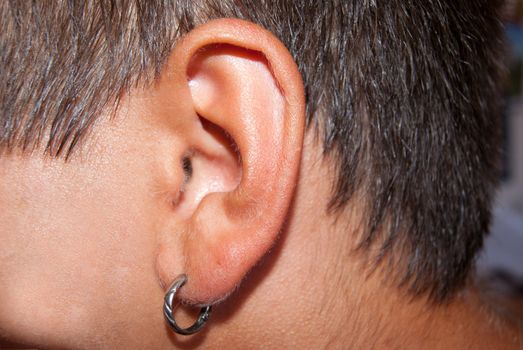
[0, 19, 522, 349]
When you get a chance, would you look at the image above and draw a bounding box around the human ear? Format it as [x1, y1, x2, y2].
[155, 19, 305, 305]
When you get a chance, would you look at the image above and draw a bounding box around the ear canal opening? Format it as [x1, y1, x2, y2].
[171, 115, 242, 217]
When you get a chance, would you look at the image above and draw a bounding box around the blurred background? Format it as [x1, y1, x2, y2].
[476, 0, 523, 321]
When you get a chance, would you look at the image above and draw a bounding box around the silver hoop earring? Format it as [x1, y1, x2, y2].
[163, 274, 212, 335]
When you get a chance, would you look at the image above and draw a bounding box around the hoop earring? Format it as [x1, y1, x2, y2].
[163, 274, 212, 335]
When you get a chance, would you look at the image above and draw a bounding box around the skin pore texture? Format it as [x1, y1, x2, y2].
[0, 19, 522, 349]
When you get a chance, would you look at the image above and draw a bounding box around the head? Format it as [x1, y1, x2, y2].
[0, 1, 504, 348]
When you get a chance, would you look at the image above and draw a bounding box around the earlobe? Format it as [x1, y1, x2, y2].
[156, 19, 305, 305]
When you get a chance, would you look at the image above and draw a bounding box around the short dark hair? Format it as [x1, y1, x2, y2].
[0, 0, 505, 301]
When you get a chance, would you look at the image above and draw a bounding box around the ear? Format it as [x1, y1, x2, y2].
[155, 19, 305, 305]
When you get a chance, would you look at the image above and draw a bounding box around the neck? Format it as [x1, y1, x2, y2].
[266, 138, 522, 349]
[283, 141, 523, 349]
[321, 273, 522, 349]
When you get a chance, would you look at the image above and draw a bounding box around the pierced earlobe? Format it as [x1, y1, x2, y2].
[163, 274, 212, 335]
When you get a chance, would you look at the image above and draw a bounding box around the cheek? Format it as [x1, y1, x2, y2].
[0, 157, 159, 347]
